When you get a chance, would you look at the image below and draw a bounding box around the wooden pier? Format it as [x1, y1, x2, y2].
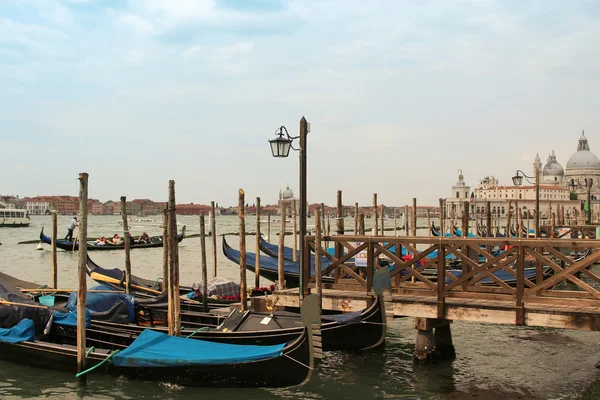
[275, 234, 600, 332]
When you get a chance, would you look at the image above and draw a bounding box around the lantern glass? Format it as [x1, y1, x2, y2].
[512, 174, 523, 186]
[269, 137, 292, 158]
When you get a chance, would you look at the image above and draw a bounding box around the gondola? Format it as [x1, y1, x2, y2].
[223, 234, 334, 288]
[0, 287, 317, 388]
[258, 235, 349, 265]
[39, 226, 186, 251]
[64, 266, 390, 351]
[84, 255, 386, 350]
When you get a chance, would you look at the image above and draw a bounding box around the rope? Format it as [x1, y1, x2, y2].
[186, 326, 209, 338]
[85, 346, 95, 358]
[75, 349, 120, 378]
[283, 353, 314, 370]
[153, 277, 163, 289]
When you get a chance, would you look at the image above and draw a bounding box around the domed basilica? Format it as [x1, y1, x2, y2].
[536, 131, 600, 201]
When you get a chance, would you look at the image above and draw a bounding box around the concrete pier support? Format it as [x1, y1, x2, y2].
[415, 327, 436, 361]
[434, 321, 455, 358]
[414, 318, 455, 361]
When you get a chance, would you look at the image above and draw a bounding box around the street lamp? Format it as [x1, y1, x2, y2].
[268, 117, 310, 298]
[569, 179, 593, 224]
[512, 169, 540, 238]
[269, 126, 294, 158]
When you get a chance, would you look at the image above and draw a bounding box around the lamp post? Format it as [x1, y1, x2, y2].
[269, 117, 309, 298]
[569, 179, 593, 225]
[512, 168, 540, 238]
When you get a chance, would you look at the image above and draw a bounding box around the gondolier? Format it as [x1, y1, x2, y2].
[65, 216, 78, 241]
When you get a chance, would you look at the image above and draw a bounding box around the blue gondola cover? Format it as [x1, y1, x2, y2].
[113, 329, 286, 367]
[67, 285, 135, 322]
[53, 309, 91, 327]
[0, 319, 35, 343]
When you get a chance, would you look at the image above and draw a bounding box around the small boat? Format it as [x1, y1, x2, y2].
[0, 209, 30, 227]
[258, 235, 331, 265]
[67, 266, 390, 351]
[39, 226, 186, 251]
[223, 235, 334, 288]
[0, 292, 318, 388]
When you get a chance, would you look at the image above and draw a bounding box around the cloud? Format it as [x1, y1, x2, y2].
[115, 13, 155, 37]
[183, 45, 203, 59]
[208, 41, 253, 74]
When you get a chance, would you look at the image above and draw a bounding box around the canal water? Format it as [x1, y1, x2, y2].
[0, 215, 599, 399]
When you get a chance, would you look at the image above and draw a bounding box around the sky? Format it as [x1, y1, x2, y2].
[2, 0, 600, 207]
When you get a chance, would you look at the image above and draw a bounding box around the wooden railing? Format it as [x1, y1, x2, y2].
[303, 235, 600, 323]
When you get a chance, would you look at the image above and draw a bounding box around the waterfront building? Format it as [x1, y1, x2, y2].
[0, 195, 19, 209]
[176, 204, 212, 215]
[445, 132, 600, 223]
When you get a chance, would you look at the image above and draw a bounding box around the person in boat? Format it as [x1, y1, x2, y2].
[65, 216, 78, 242]
[95, 236, 108, 246]
[111, 234, 121, 245]
[137, 232, 150, 244]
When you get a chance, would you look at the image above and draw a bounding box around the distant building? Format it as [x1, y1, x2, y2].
[278, 185, 299, 216]
[0, 195, 19, 209]
[176, 204, 212, 215]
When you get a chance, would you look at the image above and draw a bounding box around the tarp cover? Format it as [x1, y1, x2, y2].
[53, 308, 91, 327]
[67, 285, 135, 323]
[0, 318, 35, 343]
[0, 276, 53, 334]
[190, 277, 239, 298]
[112, 329, 285, 367]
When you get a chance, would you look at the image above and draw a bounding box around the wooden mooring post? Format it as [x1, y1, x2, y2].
[211, 201, 217, 278]
[278, 202, 287, 290]
[380, 204, 385, 236]
[405, 205, 409, 236]
[238, 189, 248, 311]
[120, 196, 132, 295]
[76, 172, 88, 383]
[255, 197, 261, 288]
[372, 193, 378, 235]
[335, 190, 344, 282]
[358, 213, 365, 235]
[411, 198, 417, 236]
[394, 208, 397, 236]
[267, 213, 271, 242]
[167, 180, 181, 336]
[439, 198, 444, 236]
[51, 210, 58, 288]
[292, 199, 297, 262]
[314, 208, 323, 311]
[199, 212, 208, 312]
[162, 207, 168, 292]
[354, 202, 359, 234]
[427, 208, 431, 237]
[506, 200, 512, 237]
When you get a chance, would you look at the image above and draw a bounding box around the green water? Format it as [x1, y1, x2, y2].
[0, 215, 599, 399]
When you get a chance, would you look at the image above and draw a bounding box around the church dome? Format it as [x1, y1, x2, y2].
[566, 132, 600, 171]
[543, 151, 564, 176]
[282, 186, 294, 199]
